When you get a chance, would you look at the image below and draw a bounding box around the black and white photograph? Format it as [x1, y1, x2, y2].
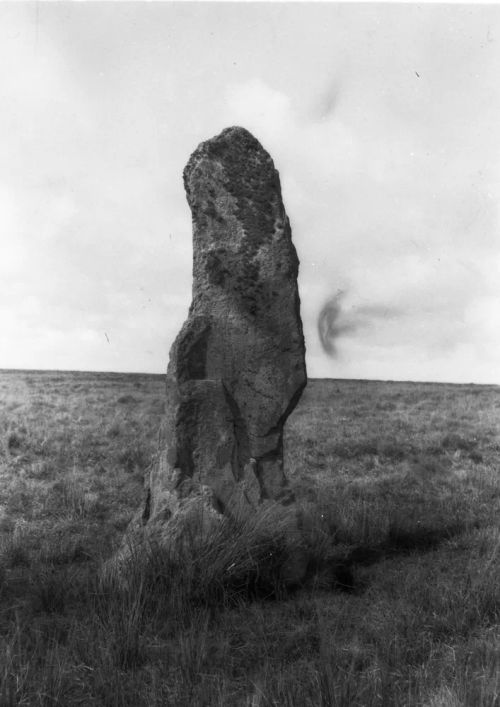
[1, 2, 499, 704]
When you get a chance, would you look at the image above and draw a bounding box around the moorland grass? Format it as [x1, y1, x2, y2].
[0, 370, 499, 705]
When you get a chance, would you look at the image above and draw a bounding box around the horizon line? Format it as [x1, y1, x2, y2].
[0, 367, 497, 388]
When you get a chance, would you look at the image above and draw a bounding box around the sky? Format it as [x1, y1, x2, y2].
[1, 2, 500, 384]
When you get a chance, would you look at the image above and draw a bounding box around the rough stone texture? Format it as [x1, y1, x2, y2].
[144, 126, 307, 525]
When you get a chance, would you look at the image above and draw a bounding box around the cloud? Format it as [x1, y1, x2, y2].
[225, 79, 293, 148]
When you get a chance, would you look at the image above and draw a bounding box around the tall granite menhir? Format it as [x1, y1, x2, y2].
[144, 126, 307, 524]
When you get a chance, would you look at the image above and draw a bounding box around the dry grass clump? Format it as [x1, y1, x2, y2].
[107, 500, 302, 608]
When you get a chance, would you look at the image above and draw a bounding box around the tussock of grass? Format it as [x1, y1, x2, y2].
[109, 501, 300, 607]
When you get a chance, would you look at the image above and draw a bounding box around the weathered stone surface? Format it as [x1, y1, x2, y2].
[144, 126, 307, 526]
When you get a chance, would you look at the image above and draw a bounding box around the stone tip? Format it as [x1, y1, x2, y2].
[216, 125, 260, 142]
[183, 126, 268, 191]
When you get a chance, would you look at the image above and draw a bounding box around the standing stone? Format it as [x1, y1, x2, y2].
[144, 126, 307, 528]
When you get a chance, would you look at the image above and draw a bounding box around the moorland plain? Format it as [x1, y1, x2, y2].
[0, 369, 499, 705]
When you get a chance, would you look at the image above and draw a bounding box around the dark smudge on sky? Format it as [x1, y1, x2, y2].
[317, 292, 356, 357]
[318, 293, 404, 357]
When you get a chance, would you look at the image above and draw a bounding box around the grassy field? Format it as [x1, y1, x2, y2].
[0, 369, 499, 706]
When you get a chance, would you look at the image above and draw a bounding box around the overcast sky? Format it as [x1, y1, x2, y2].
[1, 2, 499, 383]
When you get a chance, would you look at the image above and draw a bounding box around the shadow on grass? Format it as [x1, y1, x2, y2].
[306, 520, 473, 595]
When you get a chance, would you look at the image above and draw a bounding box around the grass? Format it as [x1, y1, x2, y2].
[0, 370, 499, 705]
